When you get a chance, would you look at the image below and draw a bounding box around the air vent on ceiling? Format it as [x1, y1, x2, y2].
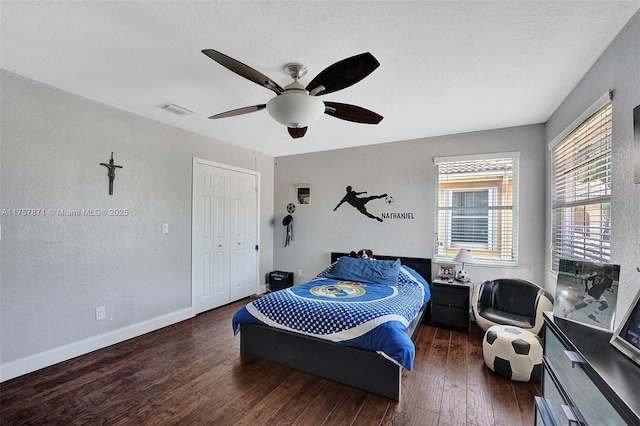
[157, 102, 195, 115]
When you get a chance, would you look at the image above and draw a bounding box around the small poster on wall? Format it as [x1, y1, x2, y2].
[296, 183, 311, 204]
[554, 259, 620, 331]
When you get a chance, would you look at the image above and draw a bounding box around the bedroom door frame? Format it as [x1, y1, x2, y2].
[191, 157, 261, 314]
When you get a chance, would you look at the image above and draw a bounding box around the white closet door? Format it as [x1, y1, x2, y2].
[193, 163, 230, 313]
[192, 159, 259, 315]
[229, 172, 258, 301]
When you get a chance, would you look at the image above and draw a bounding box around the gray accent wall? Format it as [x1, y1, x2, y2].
[544, 10, 640, 326]
[273, 124, 546, 285]
[0, 71, 274, 378]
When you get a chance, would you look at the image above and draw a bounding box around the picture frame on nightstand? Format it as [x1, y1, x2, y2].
[437, 263, 456, 279]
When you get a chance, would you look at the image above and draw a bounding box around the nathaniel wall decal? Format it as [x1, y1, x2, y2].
[333, 186, 387, 222]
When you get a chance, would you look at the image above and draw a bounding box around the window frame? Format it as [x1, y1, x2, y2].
[549, 91, 613, 273]
[434, 152, 520, 267]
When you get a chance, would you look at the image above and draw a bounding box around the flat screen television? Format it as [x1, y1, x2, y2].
[610, 289, 640, 366]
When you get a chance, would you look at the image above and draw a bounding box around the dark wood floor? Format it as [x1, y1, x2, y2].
[1, 299, 540, 425]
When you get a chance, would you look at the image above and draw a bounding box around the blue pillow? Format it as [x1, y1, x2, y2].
[325, 256, 400, 285]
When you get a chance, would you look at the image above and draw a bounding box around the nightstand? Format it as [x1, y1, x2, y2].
[430, 279, 471, 332]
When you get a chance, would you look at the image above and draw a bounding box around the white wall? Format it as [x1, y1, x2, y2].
[544, 10, 640, 326]
[273, 124, 546, 285]
[0, 71, 275, 380]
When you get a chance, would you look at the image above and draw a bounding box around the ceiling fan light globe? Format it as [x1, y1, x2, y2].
[266, 91, 325, 128]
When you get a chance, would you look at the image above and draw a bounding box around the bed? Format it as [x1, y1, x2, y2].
[232, 252, 432, 400]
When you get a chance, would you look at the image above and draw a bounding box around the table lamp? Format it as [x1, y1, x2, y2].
[453, 249, 474, 282]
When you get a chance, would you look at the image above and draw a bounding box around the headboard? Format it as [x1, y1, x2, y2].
[330, 252, 432, 284]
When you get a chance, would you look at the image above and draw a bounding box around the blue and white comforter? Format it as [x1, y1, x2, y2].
[232, 264, 430, 370]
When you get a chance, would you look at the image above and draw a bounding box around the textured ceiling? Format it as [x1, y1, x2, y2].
[2, 1, 639, 157]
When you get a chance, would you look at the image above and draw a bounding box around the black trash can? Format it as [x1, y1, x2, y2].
[268, 271, 293, 292]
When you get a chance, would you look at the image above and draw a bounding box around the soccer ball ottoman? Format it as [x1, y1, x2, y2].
[482, 325, 543, 382]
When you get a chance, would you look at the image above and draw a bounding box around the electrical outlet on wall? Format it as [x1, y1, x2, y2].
[96, 306, 106, 320]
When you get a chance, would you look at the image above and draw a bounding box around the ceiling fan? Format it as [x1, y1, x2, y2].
[202, 49, 383, 138]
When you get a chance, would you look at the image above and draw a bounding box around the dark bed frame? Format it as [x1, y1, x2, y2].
[240, 252, 432, 400]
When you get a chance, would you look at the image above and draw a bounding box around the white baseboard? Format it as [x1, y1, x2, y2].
[0, 307, 194, 382]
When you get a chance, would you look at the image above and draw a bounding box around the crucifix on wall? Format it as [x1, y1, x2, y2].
[100, 152, 123, 195]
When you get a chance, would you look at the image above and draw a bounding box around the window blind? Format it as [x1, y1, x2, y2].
[434, 153, 519, 266]
[551, 103, 612, 271]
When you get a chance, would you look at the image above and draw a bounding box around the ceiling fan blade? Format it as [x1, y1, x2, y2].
[306, 52, 380, 96]
[324, 102, 383, 124]
[208, 104, 266, 119]
[202, 49, 284, 95]
[288, 127, 308, 138]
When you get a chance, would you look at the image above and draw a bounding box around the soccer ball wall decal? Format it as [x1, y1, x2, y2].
[482, 325, 543, 382]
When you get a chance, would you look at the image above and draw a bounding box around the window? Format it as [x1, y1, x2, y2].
[550, 100, 612, 272]
[451, 190, 489, 246]
[434, 153, 519, 266]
